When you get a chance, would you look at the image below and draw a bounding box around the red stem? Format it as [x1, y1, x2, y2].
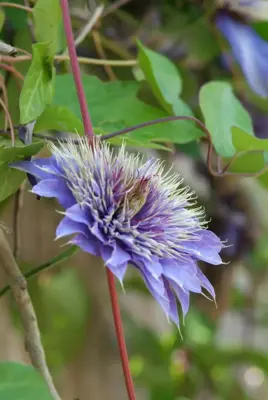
[106, 270, 136, 400]
[60, 1, 136, 399]
[60, 0, 94, 141]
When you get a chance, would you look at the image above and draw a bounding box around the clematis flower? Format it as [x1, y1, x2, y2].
[215, 10, 268, 97]
[11, 138, 224, 326]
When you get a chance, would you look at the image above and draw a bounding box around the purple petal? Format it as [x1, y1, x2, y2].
[216, 12, 268, 97]
[106, 262, 128, 282]
[10, 157, 60, 179]
[135, 265, 166, 297]
[170, 282, 190, 319]
[139, 272, 171, 318]
[196, 267, 215, 299]
[132, 254, 163, 279]
[70, 233, 100, 256]
[181, 232, 223, 265]
[138, 269, 179, 324]
[107, 242, 130, 266]
[163, 278, 179, 325]
[65, 203, 91, 225]
[100, 244, 113, 262]
[91, 222, 107, 243]
[56, 216, 88, 239]
[162, 258, 201, 293]
[197, 230, 223, 252]
[32, 178, 75, 208]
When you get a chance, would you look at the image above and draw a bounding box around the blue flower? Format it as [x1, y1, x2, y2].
[11, 138, 224, 326]
[216, 11, 268, 97]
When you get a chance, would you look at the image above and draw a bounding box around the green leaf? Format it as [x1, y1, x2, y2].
[0, 362, 53, 399]
[0, 163, 25, 203]
[0, 140, 43, 205]
[0, 8, 5, 33]
[53, 74, 202, 147]
[227, 152, 264, 175]
[56, 18, 67, 53]
[137, 41, 182, 112]
[19, 42, 55, 124]
[35, 105, 84, 133]
[32, 0, 62, 54]
[3, 0, 27, 29]
[199, 81, 254, 157]
[137, 42, 201, 140]
[232, 127, 268, 152]
[0, 141, 43, 163]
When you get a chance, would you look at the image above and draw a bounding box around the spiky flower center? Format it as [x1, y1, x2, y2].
[47, 138, 207, 259]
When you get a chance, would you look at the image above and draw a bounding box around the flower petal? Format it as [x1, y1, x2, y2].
[107, 242, 131, 266]
[106, 262, 128, 282]
[170, 282, 190, 319]
[70, 233, 100, 256]
[181, 231, 223, 265]
[216, 12, 268, 97]
[56, 216, 88, 239]
[65, 203, 92, 225]
[132, 254, 163, 279]
[196, 267, 216, 299]
[32, 178, 75, 208]
[163, 278, 179, 325]
[162, 258, 202, 293]
[10, 157, 60, 179]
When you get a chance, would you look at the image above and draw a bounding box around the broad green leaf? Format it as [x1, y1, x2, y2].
[35, 105, 84, 133]
[199, 81, 254, 157]
[19, 42, 55, 124]
[0, 163, 26, 203]
[137, 41, 182, 111]
[0, 362, 52, 400]
[137, 42, 201, 139]
[53, 75, 202, 147]
[3, 0, 27, 29]
[0, 141, 43, 163]
[227, 152, 264, 175]
[0, 28, 32, 128]
[258, 171, 268, 188]
[33, 0, 62, 54]
[254, 21, 268, 40]
[232, 127, 268, 152]
[0, 130, 42, 206]
[0, 8, 5, 33]
[56, 18, 67, 53]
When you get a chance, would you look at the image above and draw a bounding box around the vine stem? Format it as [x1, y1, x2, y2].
[60, 0, 94, 142]
[0, 2, 32, 13]
[0, 54, 137, 66]
[60, 1, 136, 399]
[0, 229, 60, 400]
[106, 270, 136, 400]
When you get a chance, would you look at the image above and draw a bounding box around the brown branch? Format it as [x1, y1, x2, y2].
[0, 62, 24, 84]
[0, 97, 15, 146]
[92, 30, 117, 80]
[0, 54, 137, 67]
[0, 2, 32, 13]
[0, 229, 61, 400]
[0, 72, 8, 130]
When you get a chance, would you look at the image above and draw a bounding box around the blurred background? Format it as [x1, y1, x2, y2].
[2, 0, 268, 399]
